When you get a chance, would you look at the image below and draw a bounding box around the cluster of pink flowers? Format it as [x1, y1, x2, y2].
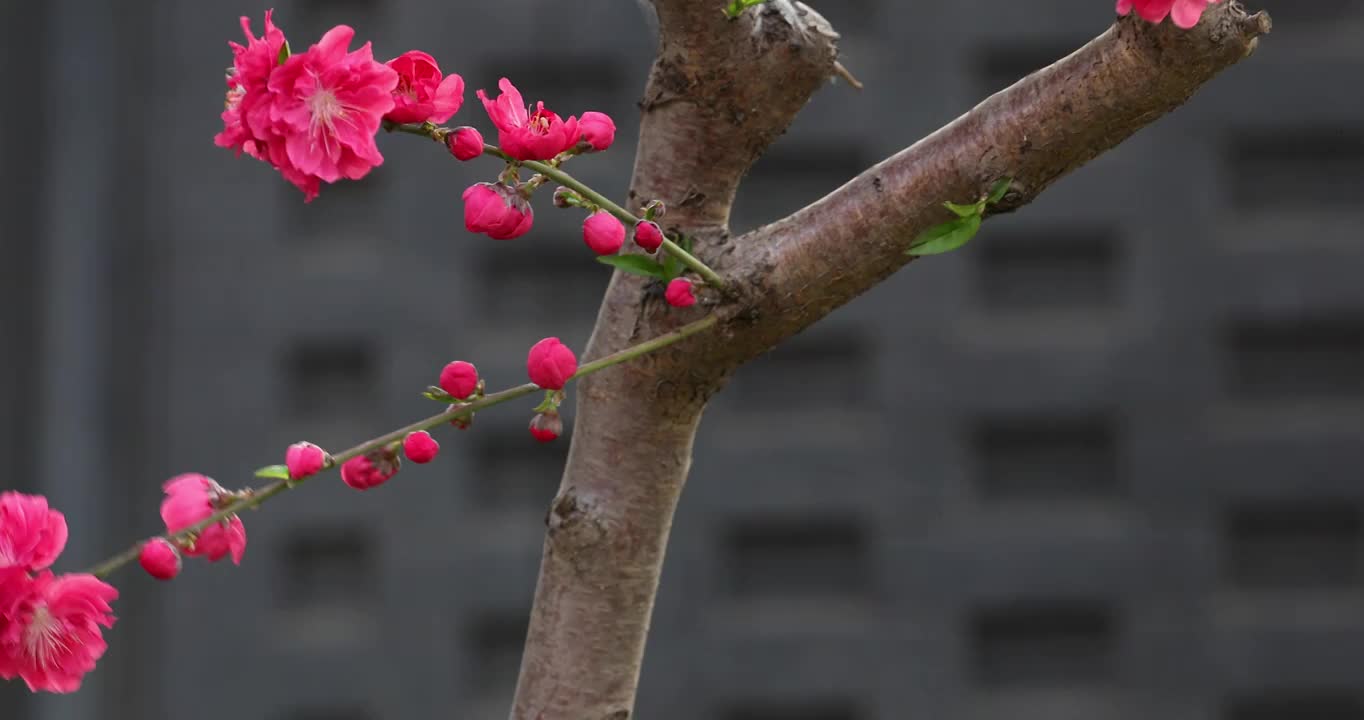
[0, 493, 118, 693]
[1116, 0, 1221, 28]
[215, 11, 464, 201]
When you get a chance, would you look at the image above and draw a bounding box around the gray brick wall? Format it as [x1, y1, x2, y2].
[3, 1, 1363, 718]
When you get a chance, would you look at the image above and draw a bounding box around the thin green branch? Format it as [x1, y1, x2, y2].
[384, 121, 725, 289]
[86, 314, 719, 580]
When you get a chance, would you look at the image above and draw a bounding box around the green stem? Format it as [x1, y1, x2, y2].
[383, 121, 725, 289]
[85, 314, 719, 579]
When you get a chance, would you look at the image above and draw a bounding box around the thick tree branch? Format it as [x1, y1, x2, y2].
[724, 4, 1271, 357]
[509, 4, 1269, 719]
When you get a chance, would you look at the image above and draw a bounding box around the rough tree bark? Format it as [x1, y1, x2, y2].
[510, 3, 1270, 718]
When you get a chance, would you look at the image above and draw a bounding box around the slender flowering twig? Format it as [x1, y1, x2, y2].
[86, 314, 719, 579]
[386, 121, 726, 289]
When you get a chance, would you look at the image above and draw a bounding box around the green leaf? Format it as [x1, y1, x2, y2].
[422, 386, 456, 403]
[942, 200, 983, 218]
[662, 252, 683, 281]
[906, 215, 982, 256]
[722, 0, 767, 18]
[254, 464, 290, 480]
[277, 40, 291, 66]
[986, 177, 1012, 205]
[597, 255, 667, 279]
[679, 234, 694, 254]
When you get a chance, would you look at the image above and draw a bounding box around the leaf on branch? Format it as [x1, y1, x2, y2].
[986, 176, 1013, 205]
[598, 255, 667, 279]
[722, 0, 769, 19]
[906, 215, 982, 256]
[943, 200, 984, 218]
[254, 464, 291, 480]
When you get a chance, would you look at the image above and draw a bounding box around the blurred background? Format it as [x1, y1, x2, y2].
[2, 0, 1363, 718]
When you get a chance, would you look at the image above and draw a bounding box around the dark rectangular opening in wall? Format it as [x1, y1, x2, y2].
[725, 516, 871, 601]
[471, 434, 565, 515]
[975, 42, 1083, 96]
[973, 415, 1119, 503]
[729, 333, 872, 410]
[1224, 690, 1363, 720]
[1224, 317, 1364, 403]
[976, 230, 1119, 314]
[1227, 130, 1364, 210]
[481, 248, 608, 327]
[280, 525, 377, 609]
[722, 700, 863, 720]
[284, 339, 378, 419]
[1223, 502, 1361, 590]
[734, 144, 868, 228]
[971, 602, 1117, 688]
[466, 614, 529, 703]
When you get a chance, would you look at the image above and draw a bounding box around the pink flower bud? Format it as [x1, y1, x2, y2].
[446, 126, 484, 161]
[463, 182, 534, 240]
[403, 431, 440, 464]
[159, 474, 246, 565]
[340, 449, 401, 491]
[578, 111, 616, 151]
[139, 538, 182, 581]
[384, 50, 465, 125]
[665, 278, 697, 308]
[527, 337, 578, 390]
[634, 220, 664, 252]
[582, 211, 625, 255]
[285, 442, 328, 480]
[439, 360, 479, 399]
[529, 411, 563, 443]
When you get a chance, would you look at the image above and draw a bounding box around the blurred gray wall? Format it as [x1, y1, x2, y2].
[3, 0, 1364, 719]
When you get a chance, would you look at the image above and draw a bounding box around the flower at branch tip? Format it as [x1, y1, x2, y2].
[340, 449, 401, 491]
[578, 111, 616, 152]
[138, 539, 182, 581]
[285, 441, 329, 480]
[439, 360, 479, 399]
[477, 78, 580, 161]
[159, 474, 247, 565]
[583, 211, 626, 256]
[665, 278, 697, 308]
[1116, 0, 1221, 29]
[528, 411, 563, 443]
[463, 182, 534, 240]
[446, 126, 484, 161]
[384, 50, 464, 124]
[527, 337, 578, 391]
[403, 431, 440, 464]
[267, 25, 398, 187]
[633, 220, 664, 253]
[0, 492, 68, 573]
[0, 570, 117, 693]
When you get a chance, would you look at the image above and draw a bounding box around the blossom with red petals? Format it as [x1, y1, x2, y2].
[384, 50, 464, 124]
[634, 220, 664, 252]
[159, 474, 247, 565]
[1116, 0, 1221, 28]
[527, 337, 578, 391]
[477, 78, 580, 161]
[215, 10, 287, 162]
[285, 442, 328, 480]
[463, 182, 534, 240]
[0, 570, 117, 693]
[138, 539, 182, 581]
[267, 26, 398, 190]
[583, 211, 625, 256]
[340, 449, 401, 491]
[403, 432, 440, 464]
[665, 278, 697, 308]
[578, 111, 616, 151]
[447, 126, 484, 161]
[529, 412, 563, 443]
[0, 493, 68, 573]
[439, 361, 479, 399]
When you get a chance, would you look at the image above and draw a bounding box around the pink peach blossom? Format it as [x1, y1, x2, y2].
[527, 337, 578, 391]
[402, 431, 440, 464]
[439, 361, 479, 399]
[159, 474, 246, 565]
[477, 78, 581, 161]
[0, 570, 117, 693]
[138, 539, 182, 581]
[0, 493, 68, 573]
[285, 442, 328, 480]
[578, 111, 616, 151]
[634, 220, 664, 252]
[1116, 0, 1221, 28]
[267, 25, 398, 185]
[214, 10, 287, 162]
[463, 182, 534, 240]
[665, 278, 697, 308]
[385, 50, 465, 124]
[340, 450, 401, 491]
[582, 211, 626, 256]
